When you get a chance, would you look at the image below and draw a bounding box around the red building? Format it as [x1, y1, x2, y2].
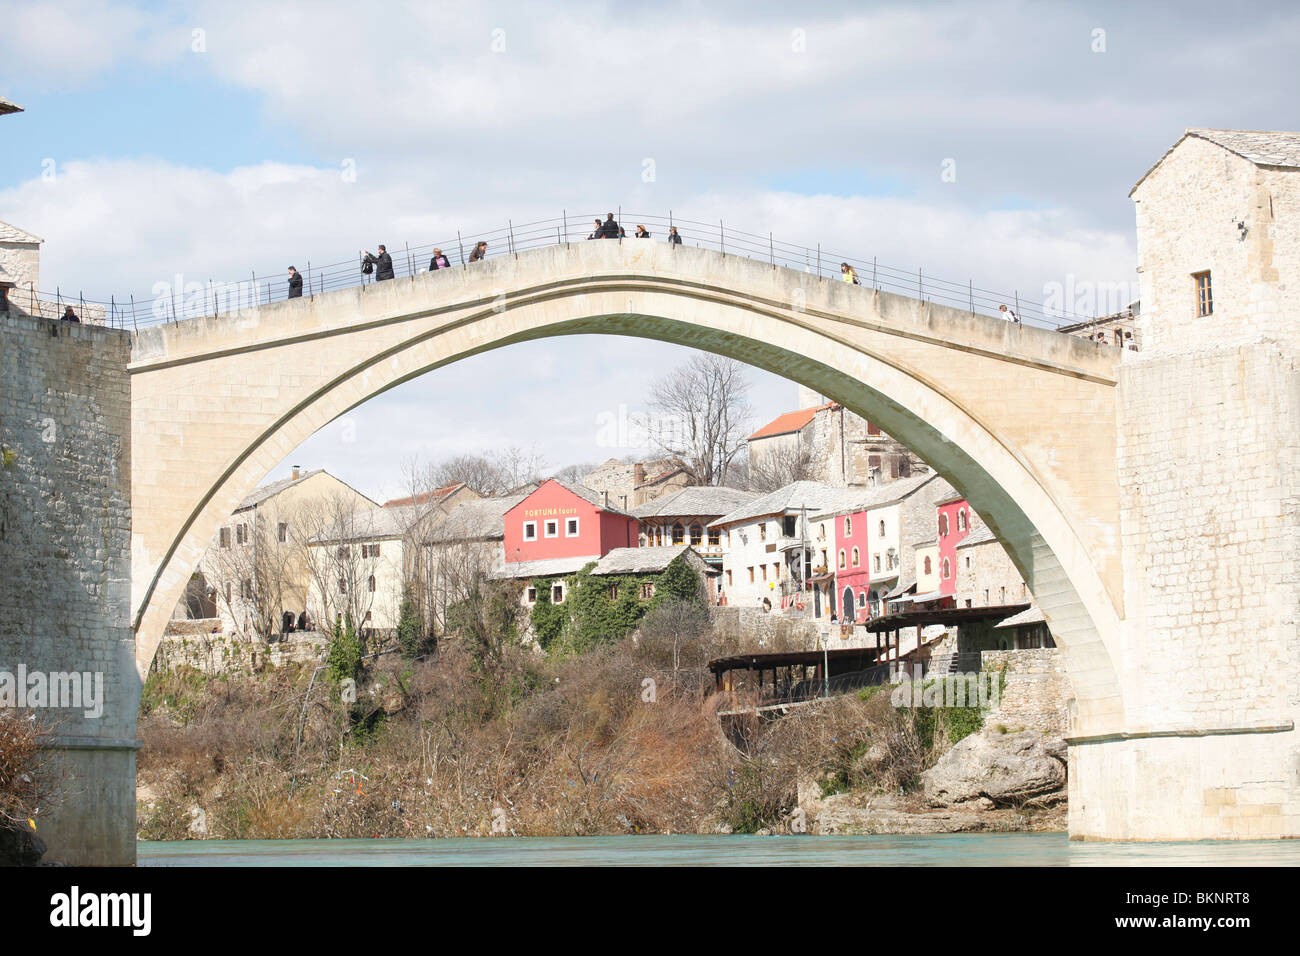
[503, 479, 638, 565]
[935, 494, 973, 596]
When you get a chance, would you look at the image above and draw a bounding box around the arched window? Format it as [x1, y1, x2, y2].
[851, 547, 860, 567]
[689, 523, 703, 545]
[924, 556, 932, 575]
[958, 510, 967, 531]
[672, 523, 685, 545]
[838, 549, 847, 569]
[941, 558, 951, 579]
[878, 519, 886, 537]
[938, 514, 949, 536]
[844, 516, 853, 536]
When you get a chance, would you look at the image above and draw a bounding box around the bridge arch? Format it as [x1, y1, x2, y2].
[130, 241, 1125, 729]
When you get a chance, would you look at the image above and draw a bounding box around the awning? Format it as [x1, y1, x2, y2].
[863, 603, 1031, 633]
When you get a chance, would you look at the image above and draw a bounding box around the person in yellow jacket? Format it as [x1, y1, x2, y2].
[841, 262, 861, 285]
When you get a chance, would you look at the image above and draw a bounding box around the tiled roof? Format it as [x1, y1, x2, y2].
[235, 469, 327, 511]
[491, 555, 598, 580]
[631, 485, 760, 519]
[747, 403, 834, 441]
[517, 478, 633, 516]
[709, 480, 874, 528]
[0, 219, 42, 244]
[590, 545, 716, 576]
[955, 523, 997, 548]
[426, 494, 526, 543]
[312, 503, 425, 543]
[805, 472, 940, 522]
[380, 482, 467, 509]
[1131, 128, 1300, 194]
[995, 605, 1045, 629]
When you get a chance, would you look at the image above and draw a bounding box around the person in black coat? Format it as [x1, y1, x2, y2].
[587, 219, 602, 240]
[363, 245, 395, 280]
[429, 248, 450, 270]
[61, 305, 80, 323]
[468, 241, 488, 262]
[599, 213, 621, 238]
[668, 227, 683, 245]
[287, 266, 303, 298]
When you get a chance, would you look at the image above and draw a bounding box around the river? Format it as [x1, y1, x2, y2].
[137, 832, 1300, 866]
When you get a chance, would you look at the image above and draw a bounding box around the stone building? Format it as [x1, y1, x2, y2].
[1059, 302, 1142, 350]
[0, 217, 106, 323]
[631, 483, 759, 560]
[581, 456, 693, 510]
[588, 545, 720, 606]
[178, 467, 378, 637]
[747, 386, 927, 490]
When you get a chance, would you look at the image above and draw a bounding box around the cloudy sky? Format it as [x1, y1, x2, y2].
[2, 0, 1297, 501]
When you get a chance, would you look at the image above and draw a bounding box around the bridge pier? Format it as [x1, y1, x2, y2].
[0, 313, 138, 865]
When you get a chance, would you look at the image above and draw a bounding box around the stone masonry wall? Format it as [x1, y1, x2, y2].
[981, 648, 1071, 736]
[154, 629, 330, 675]
[0, 311, 135, 864]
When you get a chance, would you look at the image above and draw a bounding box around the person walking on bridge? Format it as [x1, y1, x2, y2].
[61, 305, 80, 323]
[429, 248, 450, 271]
[363, 245, 395, 281]
[999, 304, 1019, 323]
[668, 226, 682, 245]
[587, 219, 602, 239]
[635, 224, 651, 238]
[841, 262, 860, 285]
[468, 241, 488, 263]
[287, 266, 303, 298]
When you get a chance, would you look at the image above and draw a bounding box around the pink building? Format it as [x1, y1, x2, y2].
[833, 509, 872, 622]
[935, 494, 973, 596]
[502, 479, 638, 565]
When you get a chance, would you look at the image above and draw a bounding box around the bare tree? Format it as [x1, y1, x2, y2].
[747, 435, 818, 493]
[551, 461, 598, 484]
[430, 446, 547, 496]
[207, 506, 301, 640]
[647, 354, 752, 486]
[297, 492, 384, 631]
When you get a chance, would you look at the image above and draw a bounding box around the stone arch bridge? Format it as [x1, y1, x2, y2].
[9, 238, 1296, 863]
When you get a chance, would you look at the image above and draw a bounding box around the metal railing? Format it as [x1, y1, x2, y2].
[16, 211, 1105, 333]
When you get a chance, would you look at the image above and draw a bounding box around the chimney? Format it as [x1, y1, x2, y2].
[291, 465, 301, 481]
[633, 462, 646, 486]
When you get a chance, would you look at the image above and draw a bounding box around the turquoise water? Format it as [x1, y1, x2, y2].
[138, 832, 1300, 866]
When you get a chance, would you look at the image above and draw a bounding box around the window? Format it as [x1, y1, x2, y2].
[277, 522, 289, 543]
[942, 558, 951, 579]
[726, 570, 733, 586]
[1000, 586, 1006, 603]
[544, 519, 559, 538]
[838, 550, 846, 569]
[552, 584, 564, 603]
[241, 579, 252, 599]
[773, 563, 782, 581]
[758, 523, 767, 541]
[526, 587, 537, 603]
[965, 599, 972, 608]
[924, 556, 932, 575]
[224, 582, 231, 604]
[690, 524, 703, 545]
[899, 457, 911, 478]
[782, 515, 797, 537]
[523, 521, 537, 541]
[337, 545, 351, 560]
[965, 555, 971, 570]
[819, 523, 826, 540]
[236, 523, 248, 545]
[1021, 583, 1027, 600]
[672, 523, 685, 545]
[857, 592, 866, 608]
[873, 555, 881, 572]
[1193, 271, 1212, 317]
[748, 567, 755, 583]
[362, 543, 380, 558]
[844, 516, 853, 536]
[609, 585, 619, 599]
[879, 519, 886, 537]
[339, 577, 348, 594]
[640, 582, 654, 599]
[761, 565, 767, 581]
[368, 575, 376, 593]
[867, 422, 880, 436]
[852, 547, 860, 567]
[957, 510, 967, 532]
[938, 514, 949, 536]
[983, 588, 989, 604]
[708, 527, 721, 546]
[566, 517, 580, 537]
[219, 527, 231, 549]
